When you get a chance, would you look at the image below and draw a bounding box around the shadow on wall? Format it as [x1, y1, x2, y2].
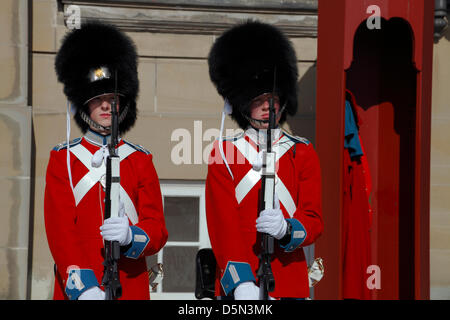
[345, 17, 417, 299]
[286, 63, 317, 145]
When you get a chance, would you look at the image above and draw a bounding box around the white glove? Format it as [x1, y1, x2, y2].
[256, 195, 287, 240]
[78, 286, 105, 300]
[100, 202, 132, 246]
[91, 145, 110, 168]
[234, 281, 260, 300]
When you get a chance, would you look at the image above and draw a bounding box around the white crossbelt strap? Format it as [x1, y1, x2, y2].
[275, 177, 297, 218]
[70, 143, 139, 225]
[119, 184, 138, 225]
[232, 135, 297, 217]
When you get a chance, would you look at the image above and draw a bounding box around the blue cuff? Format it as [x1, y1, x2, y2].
[280, 218, 307, 252]
[123, 226, 150, 259]
[220, 261, 255, 296]
[65, 269, 99, 300]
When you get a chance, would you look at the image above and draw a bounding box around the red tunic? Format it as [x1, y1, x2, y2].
[342, 91, 373, 300]
[205, 129, 323, 298]
[44, 132, 168, 300]
[342, 149, 372, 300]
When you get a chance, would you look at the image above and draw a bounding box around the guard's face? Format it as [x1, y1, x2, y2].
[88, 93, 119, 133]
[248, 93, 281, 129]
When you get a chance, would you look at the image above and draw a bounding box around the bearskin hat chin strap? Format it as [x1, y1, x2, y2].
[64, 100, 129, 193]
[219, 100, 234, 180]
[66, 101, 74, 192]
[79, 104, 129, 134]
[242, 103, 286, 128]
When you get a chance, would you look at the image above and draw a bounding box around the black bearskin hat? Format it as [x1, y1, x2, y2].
[55, 21, 139, 134]
[208, 20, 298, 129]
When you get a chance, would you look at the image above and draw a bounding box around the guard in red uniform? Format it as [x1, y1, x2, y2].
[44, 22, 168, 300]
[206, 21, 323, 299]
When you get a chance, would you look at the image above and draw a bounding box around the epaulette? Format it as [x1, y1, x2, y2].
[53, 138, 82, 151]
[219, 131, 245, 142]
[283, 131, 310, 145]
[123, 140, 152, 155]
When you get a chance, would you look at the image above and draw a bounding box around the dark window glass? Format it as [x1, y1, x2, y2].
[162, 246, 198, 292]
[164, 196, 199, 241]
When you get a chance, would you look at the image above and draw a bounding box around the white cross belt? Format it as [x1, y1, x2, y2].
[232, 136, 297, 217]
[70, 143, 139, 225]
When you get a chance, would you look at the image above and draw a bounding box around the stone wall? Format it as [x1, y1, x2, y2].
[430, 26, 450, 300]
[0, 0, 31, 300]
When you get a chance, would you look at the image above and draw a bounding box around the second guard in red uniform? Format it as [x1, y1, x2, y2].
[206, 21, 323, 299]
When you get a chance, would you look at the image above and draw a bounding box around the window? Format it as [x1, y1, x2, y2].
[148, 182, 210, 299]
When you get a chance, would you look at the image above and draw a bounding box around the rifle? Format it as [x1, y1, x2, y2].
[257, 68, 277, 300]
[101, 70, 122, 300]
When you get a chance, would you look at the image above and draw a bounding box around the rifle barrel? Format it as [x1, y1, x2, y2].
[102, 69, 122, 300]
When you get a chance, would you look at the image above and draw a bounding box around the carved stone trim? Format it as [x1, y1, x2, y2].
[60, 0, 318, 37]
[61, 0, 318, 11]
